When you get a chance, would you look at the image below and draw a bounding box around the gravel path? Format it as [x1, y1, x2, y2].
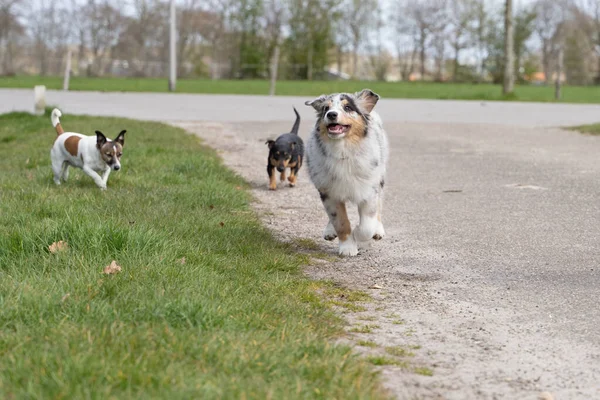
[175, 118, 600, 400]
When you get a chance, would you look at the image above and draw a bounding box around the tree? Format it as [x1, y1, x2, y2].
[346, 0, 377, 78]
[503, 0, 515, 94]
[534, 0, 565, 84]
[513, 6, 537, 82]
[449, 0, 476, 81]
[0, 0, 25, 74]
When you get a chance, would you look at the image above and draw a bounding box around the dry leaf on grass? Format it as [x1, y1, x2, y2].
[48, 241, 68, 254]
[103, 260, 122, 275]
[177, 257, 186, 265]
[219, 222, 225, 227]
[61, 293, 70, 303]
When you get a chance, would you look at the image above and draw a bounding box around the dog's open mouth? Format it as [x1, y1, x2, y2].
[327, 124, 350, 136]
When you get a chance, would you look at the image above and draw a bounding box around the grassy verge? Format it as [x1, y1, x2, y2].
[570, 123, 600, 135]
[0, 111, 384, 399]
[2, 76, 600, 103]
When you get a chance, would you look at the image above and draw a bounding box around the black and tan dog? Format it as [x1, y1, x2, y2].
[265, 107, 304, 190]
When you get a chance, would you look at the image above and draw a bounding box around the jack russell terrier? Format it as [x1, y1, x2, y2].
[50, 108, 126, 190]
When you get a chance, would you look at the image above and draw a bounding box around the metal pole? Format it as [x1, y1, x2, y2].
[169, 0, 176, 91]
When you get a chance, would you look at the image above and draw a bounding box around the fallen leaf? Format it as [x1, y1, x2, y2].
[25, 158, 30, 164]
[209, 205, 214, 209]
[48, 241, 68, 254]
[219, 222, 225, 227]
[235, 186, 242, 190]
[369, 284, 383, 289]
[103, 260, 122, 275]
[61, 293, 70, 302]
[178, 257, 186, 265]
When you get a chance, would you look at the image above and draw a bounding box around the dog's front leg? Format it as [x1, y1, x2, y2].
[267, 164, 277, 190]
[320, 194, 357, 256]
[101, 168, 111, 184]
[82, 165, 107, 190]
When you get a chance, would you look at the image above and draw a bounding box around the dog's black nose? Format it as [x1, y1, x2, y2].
[114, 165, 121, 171]
[277, 166, 284, 172]
[326, 111, 338, 120]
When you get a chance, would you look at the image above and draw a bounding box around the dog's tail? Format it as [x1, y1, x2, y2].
[51, 108, 64, 135]
[290, 107, 301, 135]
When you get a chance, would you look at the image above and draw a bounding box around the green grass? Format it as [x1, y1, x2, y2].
[2, 76, 600, 103]
[366, 356, 408, 368]
[0, 110, 385, 399]
[570, 123, 600, 135]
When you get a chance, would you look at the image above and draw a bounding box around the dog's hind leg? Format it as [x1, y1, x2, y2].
[373, 190, 385, 240]
[60, 162, 70, 182]
[52, 159, 63, 185]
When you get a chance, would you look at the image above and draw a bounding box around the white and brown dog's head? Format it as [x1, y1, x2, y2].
[95, 130, 126, 171]
[305, 89, 379, 143]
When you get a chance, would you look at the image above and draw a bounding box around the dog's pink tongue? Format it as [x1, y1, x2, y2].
[329, 125, 344, 134]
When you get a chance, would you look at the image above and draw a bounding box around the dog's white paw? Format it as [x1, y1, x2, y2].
[373, 222, 385, 241]
[338, 239, 358, 257]
[99, 184, 107, 191]
[323, 223, 337, 241]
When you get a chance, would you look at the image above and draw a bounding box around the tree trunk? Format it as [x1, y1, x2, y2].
[555, 46, 563, 100]
[453, 45, 460, 82]
[419, 31, 426, 80]
[337, 45, 343, 77]
[503, 0, 515, 95]
[352, 42, 358, 78]
[307, 44, 313, 80]
[542, 41, 551, 85]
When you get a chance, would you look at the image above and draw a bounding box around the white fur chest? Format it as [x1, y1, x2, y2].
[307, 133, 385, 204]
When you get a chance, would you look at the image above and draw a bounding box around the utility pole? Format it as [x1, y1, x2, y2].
[503, 0, 515, 95]
[169, 0, 176, 91]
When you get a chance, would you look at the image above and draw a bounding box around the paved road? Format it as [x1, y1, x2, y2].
[3, 89, 600, 398]
[2, 88, 600, 127]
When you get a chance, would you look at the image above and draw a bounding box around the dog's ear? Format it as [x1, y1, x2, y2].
[114, 130, 126, 147]
[305, 94, 328, 111]
[95, 130, 107, 149]
[355, 89, 379, 113]
[265, 140, 275, 149]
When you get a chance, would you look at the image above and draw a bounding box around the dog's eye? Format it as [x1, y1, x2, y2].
[344, 105, 352, 112]
[118, 153, 122, 157]
[105, 153, 112, 157]
[323, 106, 330, 112]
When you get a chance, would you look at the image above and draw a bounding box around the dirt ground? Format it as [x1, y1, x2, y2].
[175, 120, 600, 400]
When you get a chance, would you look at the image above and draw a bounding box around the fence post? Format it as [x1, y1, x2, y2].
[34, 85, 46, 115]
[63, 49, 72, 91]
[269, 45, 280, 96]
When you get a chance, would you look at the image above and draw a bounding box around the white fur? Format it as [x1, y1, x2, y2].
[49, 108, 121, 190]
[306, 92, 389, 256]
[51, 108, 62, 127]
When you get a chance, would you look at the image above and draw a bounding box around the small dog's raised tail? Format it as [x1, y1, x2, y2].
[51, 108, 64, 135]
[290, 107, 301, 135]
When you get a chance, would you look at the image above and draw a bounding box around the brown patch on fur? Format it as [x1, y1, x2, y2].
[269, 168, 277, 190]
[55, 123, 65, 135]
[100, 142, 118, 164]
[64, 136, 81, 156]
[269, 157, 278, 167]
[334, 202, 351, 241]
[287, 161, 298, 168]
